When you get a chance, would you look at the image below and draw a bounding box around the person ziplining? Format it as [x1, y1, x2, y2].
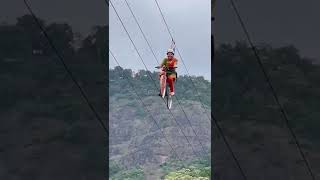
[156, 40, 178, 109]
[159, 48, 178, 96]
[159, 40, 178, 96]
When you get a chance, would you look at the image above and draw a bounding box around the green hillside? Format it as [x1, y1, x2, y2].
[213, 42, 320, 179]
[109, 67, 212, 179]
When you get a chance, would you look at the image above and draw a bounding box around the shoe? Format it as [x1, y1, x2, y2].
[169, 92, 175, 96]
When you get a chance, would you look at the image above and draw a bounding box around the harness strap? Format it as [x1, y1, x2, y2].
[170, 38, 176, 53]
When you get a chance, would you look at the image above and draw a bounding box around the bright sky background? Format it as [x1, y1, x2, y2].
[109, 0, 211, 80]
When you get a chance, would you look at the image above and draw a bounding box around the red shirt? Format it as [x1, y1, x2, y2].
[161, 58, 178, 68]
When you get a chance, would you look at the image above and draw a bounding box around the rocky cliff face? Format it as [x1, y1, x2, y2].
[109, 95, 211, 169]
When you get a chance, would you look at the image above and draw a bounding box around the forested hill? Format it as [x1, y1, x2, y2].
[109, 67, 212, 179]
[109, 41, 320, 179]
[2, 13, 320, 180]
[109, 66, 211, 106]
[0, 15, 108, 180]
[213, 42, 320, 179]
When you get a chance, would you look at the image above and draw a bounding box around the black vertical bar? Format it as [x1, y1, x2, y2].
[211, 1, 215, 179]
[106, 2, 110, 179]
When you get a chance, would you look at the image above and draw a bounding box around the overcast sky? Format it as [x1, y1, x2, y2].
[109, 0, 211, 80]
[214, 0, 320, 62]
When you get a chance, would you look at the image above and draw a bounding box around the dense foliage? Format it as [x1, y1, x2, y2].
[110, 167, 145, 180]
[161, 158, 211, 180]
[109, 66, 211, 107]
[214, 41, 320, 146]
[3, 14, 320, 179]
[0, 15, 107, 180]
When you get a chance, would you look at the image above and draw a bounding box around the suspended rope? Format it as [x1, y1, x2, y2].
[152, 0, 248, 179]
[229, 0, 316, 179]
[123, 0, 208, 155]
[109, 49, 185, 167]
[23, 0, 108, 134]
[109, 0, 203, 158]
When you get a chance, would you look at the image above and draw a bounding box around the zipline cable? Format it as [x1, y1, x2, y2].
[109, 0, 202, 158]
[123, 0, 159, 64]
[153, 0, 211, 124]
[153, 0, 248, 179]
[109, 49, 185, 167]
[22, 0, 127, 173]
[124, 0, 208, 156]
[229, 0, 315, 179]
[23, 0, 108, 134]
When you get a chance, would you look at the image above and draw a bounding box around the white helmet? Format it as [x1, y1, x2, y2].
[167, 48, 174, 55]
